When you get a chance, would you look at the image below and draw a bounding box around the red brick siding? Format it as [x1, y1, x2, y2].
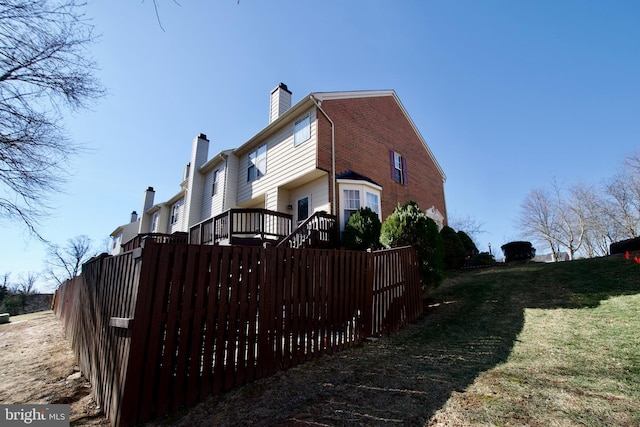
[316, 96, 446, 223]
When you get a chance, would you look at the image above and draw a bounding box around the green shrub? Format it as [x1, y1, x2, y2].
[342, 207, 382, 251]
[457, 230, 479, 259]
[610, 237, 640, 255]
[380, 201, 444, 287]
[501, 241, 536, 263]
[467, 251, 496, 267]
[441, 226, 466, 270]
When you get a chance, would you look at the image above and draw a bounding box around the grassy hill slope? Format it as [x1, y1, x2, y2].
[427, 256, 640, 426]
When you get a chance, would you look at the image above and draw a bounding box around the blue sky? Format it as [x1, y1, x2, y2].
[3, 0, 640, 289]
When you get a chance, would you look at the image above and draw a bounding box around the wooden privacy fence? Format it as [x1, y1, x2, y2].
[54, 242, 423, 427]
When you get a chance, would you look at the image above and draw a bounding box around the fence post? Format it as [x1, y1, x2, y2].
[363, 250, 374, 338]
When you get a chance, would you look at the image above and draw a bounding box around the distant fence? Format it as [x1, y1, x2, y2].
[54, 242, 422, 427]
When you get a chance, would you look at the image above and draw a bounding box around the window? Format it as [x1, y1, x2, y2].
[212, 169, 219, 195]
[297, 196, 309, 223]
[294, 114, 311, 146]
[247, 145, 267, 181]
[366, 192, 380, 216]
[170, 199, 183, 225]
[151, 211, 160, 232]
[343, 189, 360, 222]
[390, 150, 408, 185]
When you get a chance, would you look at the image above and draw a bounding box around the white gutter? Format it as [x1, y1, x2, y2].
[310, 95, 336, 216]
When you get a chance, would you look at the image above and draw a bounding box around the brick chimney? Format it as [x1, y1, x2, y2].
[269, 83, 292, 123]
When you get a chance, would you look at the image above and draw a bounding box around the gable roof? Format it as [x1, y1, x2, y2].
[233, 88, 446, 183]
[313, 90, 446, 182]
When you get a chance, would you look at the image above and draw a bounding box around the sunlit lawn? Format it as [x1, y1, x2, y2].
[428, 256, 640, 426]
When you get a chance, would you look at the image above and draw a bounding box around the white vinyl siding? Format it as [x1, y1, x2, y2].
[288, 176, 330, 219]
[238, 108, 318, 205]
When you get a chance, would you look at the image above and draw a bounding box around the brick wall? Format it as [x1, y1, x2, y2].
[316, 95, 447, 223]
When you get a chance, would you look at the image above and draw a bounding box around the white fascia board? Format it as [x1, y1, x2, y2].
[199, 149, 232, 174]
[110, 225, 124, 237]
[165, 190, 186, 206]
[312, 89, 396, 102]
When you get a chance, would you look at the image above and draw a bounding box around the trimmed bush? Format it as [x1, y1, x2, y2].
[457, 230, 479, 259]
[610, 237, 640, 255]
[501, 241, 536, 263]
[342, 207, 382, 251]
[441, 226, 466, 270]
[380, 201, 444, 287]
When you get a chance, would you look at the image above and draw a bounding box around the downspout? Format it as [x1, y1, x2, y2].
[220, 153, 229, 211]
[310, 95, 336, 217]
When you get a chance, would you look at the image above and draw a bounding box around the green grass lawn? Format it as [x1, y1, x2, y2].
[426, 256, 640, 426]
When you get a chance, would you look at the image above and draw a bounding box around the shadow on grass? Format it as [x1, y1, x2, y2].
[158, 256, 640, 427]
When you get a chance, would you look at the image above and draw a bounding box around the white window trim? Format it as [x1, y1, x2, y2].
[337, 179, 382, 231]
[296, 194, 311, 225]
[212, 169, 219, 196]
[247, 144, 267, 182]
[170, 199, 184, 225]
[294, 113, 311, 147]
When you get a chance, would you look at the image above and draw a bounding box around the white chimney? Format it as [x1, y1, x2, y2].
[192, 133, 209, 170]
[269, 83, 292, 123]
[130, 211, 138, 223]
[143, 187, 155, 213]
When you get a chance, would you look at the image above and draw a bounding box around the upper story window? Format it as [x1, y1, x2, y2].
[212, 169, 219, 195]
[170, 199, 184, 225]
[247, 145, 267, 182]
[294, 114, 311, 146]
[151, 211, 160, 232]
[390, 150, 408, 185]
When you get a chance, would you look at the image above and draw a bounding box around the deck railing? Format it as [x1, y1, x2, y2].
[121, 232, 188, 252]
[190, 208, 292, 245]
[277, 211, 338, 249]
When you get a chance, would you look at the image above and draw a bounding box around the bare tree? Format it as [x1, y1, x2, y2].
[16, 271, 38, 295]
[0, 0, 103, 236]
[448, 213, 486, 246]
[519, 187, 561, 261]
[550, 181, 588, 261]
[604, 172, 640, 239]
[45, 234, 93, 286]
[572, 182, 616, 257]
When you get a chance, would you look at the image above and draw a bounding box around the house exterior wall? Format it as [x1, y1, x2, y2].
[200, 157, 229, 222]
[316, 95, 446, 225]
[288, 175, 331, 223]
[236, 108, 318, 207]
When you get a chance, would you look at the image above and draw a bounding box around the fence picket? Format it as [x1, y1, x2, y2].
[53, 243, 422, 427]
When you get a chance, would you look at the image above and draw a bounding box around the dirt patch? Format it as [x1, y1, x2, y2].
[0, 311, 109, 425]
